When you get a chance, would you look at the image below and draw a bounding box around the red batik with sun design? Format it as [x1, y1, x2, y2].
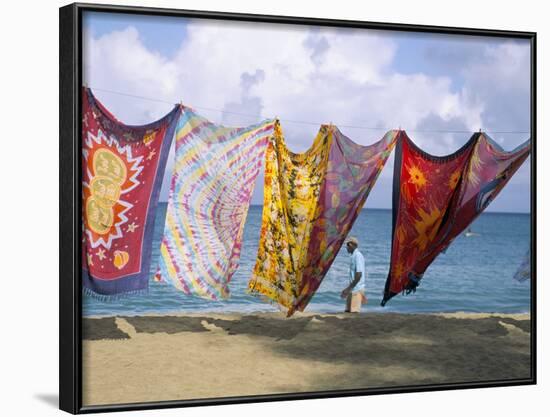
[386, 132, 474, 296]
[383, 131, 530, 303]
[81, 88, 178, 295]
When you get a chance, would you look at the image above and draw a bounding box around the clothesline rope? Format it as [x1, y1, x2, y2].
[87, 86, 530, 135]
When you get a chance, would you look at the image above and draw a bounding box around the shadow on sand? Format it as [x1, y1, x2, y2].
[83, 313, 531, 384]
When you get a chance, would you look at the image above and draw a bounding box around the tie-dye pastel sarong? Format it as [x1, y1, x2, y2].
[248, 122, 397, 316]
[382, 131, 531, 305]
[82, 88, 179, 297]
[155, 108, 275, 300]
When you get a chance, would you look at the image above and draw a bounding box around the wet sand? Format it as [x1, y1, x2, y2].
[82, 312, 531, 406]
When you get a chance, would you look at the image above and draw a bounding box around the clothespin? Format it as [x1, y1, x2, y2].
[270, 116, 279, 143]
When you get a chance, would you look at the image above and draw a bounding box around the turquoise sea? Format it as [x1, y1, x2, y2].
[83, 203, 531, 317]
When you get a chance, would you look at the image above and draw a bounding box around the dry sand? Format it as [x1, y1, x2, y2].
[82, 312, 531, 406]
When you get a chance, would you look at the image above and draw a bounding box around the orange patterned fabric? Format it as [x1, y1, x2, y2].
[248, 122, 397, 315]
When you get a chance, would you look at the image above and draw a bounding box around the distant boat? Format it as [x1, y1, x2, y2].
[464, 228, 479, 237]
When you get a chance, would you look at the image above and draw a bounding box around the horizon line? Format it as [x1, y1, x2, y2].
[157, 201, 530, 215]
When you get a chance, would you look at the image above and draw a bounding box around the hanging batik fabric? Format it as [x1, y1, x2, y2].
[248, 122, 397, 316]
[155, 108, 275, 300]
[82, 88, 179, 297]
[382, 131, 531, 305]
[513, 249, 530, 282]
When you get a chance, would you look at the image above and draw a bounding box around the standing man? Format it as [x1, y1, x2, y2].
[341, 236, 367, 313]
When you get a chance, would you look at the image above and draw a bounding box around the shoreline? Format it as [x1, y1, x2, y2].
[83, 311, 531, 406]
[83, 310, 531, 320]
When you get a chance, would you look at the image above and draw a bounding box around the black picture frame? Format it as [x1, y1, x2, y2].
[59, 2, 537, 414]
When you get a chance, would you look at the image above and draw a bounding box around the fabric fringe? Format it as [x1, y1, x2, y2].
[82, 286, 149, 302]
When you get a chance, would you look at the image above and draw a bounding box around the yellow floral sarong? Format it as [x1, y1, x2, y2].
[248, 122, 397, 315]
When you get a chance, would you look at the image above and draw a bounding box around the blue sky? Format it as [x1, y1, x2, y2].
[84, 12, 188, 58]
[83, 11, 531, 213]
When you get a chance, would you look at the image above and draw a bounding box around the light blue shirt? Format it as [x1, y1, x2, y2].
[349, 249, 366, 292]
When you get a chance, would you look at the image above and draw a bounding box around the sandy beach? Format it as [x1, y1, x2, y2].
[82, 312, 531, 406]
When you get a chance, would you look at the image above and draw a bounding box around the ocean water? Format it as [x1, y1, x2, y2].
[83, 204, 531, 317]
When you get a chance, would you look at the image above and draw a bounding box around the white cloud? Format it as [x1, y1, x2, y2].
[84, 26, 180, 122]
[83, 19, 531, 211]
[85, 20, 459, 142]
